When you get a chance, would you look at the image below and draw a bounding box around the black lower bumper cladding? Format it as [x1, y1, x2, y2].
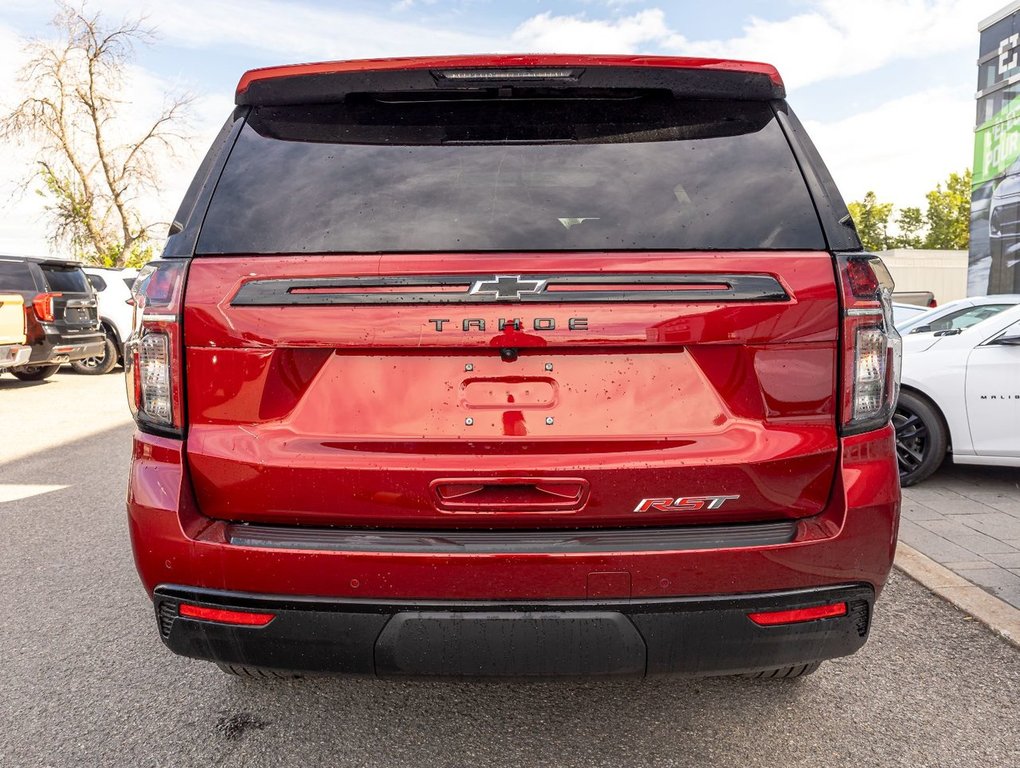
[153, 584, 874, 678]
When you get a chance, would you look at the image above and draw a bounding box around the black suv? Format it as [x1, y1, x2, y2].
[0, 256, 104, 381]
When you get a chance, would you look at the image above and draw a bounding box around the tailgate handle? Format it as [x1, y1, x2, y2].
[432, 477, 589, 513]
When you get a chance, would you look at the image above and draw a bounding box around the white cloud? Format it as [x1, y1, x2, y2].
[94, 0, 504, 60]
[507, 10, 640, 52]
[511, 2, 1005, 89]
[806, 87, 976, 208]
[391, 0, 440, 10]
[671, 0, 1005, 89]
[512, 9, 671, 53]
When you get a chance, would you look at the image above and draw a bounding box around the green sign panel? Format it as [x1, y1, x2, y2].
[974, 96, 1020, 185]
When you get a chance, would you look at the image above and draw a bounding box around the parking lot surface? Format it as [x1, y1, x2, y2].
[901, 467, 1020, 610]
[1, 373, 1018, 767]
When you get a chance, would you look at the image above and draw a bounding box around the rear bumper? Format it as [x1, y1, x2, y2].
[0, 344, 31, 369]
[27, 330, 105, 365]
[154, 583, 873, 677]
[129, 426, 899, 674]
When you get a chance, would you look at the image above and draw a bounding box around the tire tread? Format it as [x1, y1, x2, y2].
[896, 390, 948, 487]
[216, 663, 301, 679]
[743, 661, 821, 679]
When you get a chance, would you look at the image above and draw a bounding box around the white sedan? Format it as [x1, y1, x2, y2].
[892, 302, 930, 329]
[896, 303, 1020, 485]
[895, 294, 1020, 335]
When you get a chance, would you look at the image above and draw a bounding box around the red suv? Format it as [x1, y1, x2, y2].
[126, 55, 901, 679]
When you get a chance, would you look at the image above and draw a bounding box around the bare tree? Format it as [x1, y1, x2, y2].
[2, 2, 193, 267]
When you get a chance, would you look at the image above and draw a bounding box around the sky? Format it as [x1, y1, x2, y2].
[0, 0, 1009, 257]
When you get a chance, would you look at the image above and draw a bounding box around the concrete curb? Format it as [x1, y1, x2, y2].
[895, 542, 1020, 648]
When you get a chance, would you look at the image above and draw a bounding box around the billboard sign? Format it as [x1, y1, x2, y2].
[972, 2, 1020, 295]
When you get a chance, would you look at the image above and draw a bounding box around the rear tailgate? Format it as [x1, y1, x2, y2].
[183, 252, 839, 528]
[0, 294, 26, 345]
[178, 63, 848, 530]
[38, 262, 99, 333]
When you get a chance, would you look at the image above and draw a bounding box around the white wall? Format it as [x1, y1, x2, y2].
[874, 249, 968, 303]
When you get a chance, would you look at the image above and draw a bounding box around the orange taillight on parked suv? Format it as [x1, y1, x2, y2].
[125, 260, 187, 437]
[31, 292, 63, 322]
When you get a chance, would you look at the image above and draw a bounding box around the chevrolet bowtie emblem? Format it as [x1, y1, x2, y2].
[468, 275, 548, 301]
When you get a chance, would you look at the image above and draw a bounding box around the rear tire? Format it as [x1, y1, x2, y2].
[216, 663, 301, 679]
[70, 332, 118, 375]
[743, 662, 821, 679]
[894, 390, 948, 487]
[12, 364, 60, 381]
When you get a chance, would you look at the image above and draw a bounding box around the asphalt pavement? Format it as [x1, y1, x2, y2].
[1, 372, 1018, 767]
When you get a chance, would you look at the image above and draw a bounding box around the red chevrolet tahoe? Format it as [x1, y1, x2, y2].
[126, 55, 902, 679]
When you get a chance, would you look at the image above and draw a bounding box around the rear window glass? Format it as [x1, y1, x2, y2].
[0, 261, 36, 291]
[87, 274, 108, 292]
[40, 265, 90, 293]
[197, 95, 824, 254]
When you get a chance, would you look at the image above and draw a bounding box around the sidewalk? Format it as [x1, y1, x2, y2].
[898, 461, 1020, 610]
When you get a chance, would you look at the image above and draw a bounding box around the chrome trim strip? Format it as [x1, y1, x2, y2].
[231, 273, 790, 306]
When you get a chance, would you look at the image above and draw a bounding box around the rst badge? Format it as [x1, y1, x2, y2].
[633, 495, 740, 513]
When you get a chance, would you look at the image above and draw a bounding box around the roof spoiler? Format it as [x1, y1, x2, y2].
[235, 54, 785, 106]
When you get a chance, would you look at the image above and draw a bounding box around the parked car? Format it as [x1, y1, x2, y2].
[0, 255, 104, 381]
[892, 302, 930, 329]
[892, 290, 937, 308]
[894, 294, 1020, 336]
[895, 303, 1020, 485]
[0, 293, 31, 372]
[76, 267, 139, 374]
[126, 55, 901, 680]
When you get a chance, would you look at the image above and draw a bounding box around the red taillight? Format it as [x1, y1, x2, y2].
[124, 260, 187, 437]
[927, 297, 937, 308]
[837, 254, 902, 436]
[844, 259, 880, 299]
[748, 602, 847, 626]
[178, 603, 275, 626]
[31, 292, 62, 322]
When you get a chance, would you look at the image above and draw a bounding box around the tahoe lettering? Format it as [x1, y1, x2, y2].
[428, 317, 589, 332]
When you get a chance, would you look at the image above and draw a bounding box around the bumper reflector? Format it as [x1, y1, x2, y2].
[747, 601, 847, 626]
[178, 603, 275, 626]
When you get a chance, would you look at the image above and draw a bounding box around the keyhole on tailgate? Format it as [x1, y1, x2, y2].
[500, 347, 518, 362]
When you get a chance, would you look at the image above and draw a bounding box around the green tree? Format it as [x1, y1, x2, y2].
[893, 206, 924, 249]
[923, 169, 971, 250]
[847, 191, 894, 251]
